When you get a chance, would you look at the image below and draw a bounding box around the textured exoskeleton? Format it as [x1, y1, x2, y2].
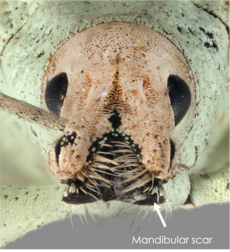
[0, 0, 229, 248]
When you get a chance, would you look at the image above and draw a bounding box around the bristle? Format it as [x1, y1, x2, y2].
[97, 151, 116, 156]
[120, 167, 143, 174]
[122, 173, 152, 193]
[79, 214, 85, 226]
[85, 182, 99, 194]
[111, 149, 134, 153]
[100, 143, 113, 148]
[112, 141, 133, 148]
[64, 133, 167, 208]
[151, 174, 155, 188]
[143, 187, 150, 193]
[135, 210, 149, 235]
[113, 163, 139, 170]
[90, 168, 116, 176]
[88, 172, 112, 185]
[118, 203, 133, 221]
[69, 215, 77, 241]
[80, 187, 99, 200]
[83, 214, 89, 226]
[144, 207, 153, 233]
[118, 169, 147, 184]
[89, 162, 113, 170]
[159, 184, 172, 221]
[94, 155, 119, 165]
[79, 187, 87, 194]
[130, 208, 142, 232]
[89, 213, 99, 227]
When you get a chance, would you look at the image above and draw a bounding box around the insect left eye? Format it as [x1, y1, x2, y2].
[168, 75, 191, 126]
[45, 72, 68, 115]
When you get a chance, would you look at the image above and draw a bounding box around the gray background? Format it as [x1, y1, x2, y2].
[5, 203, 229, 249]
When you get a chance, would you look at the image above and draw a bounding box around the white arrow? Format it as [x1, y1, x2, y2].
[154, 203, 167, 227]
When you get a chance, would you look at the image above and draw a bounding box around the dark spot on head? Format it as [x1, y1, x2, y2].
[199, 27, 214, 39]
[183, 194, 193, 205]
[108, 109, 121, 128]
[204, 42, 210, 48]
[188, 27, 194, 35]
[170, 139, 175, 162]
[37, 51, 45, 58]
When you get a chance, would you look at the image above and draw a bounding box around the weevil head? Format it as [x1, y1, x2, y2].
[44, 23, 192, 205]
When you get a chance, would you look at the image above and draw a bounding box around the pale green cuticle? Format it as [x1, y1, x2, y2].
[0, 1, 229, 248]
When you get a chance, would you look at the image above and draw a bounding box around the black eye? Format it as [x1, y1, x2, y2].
[45, 73, 68, 115]
[168, 75, 191, 125]
[170, 139, 175, 161]
[55, 138, 62, 164]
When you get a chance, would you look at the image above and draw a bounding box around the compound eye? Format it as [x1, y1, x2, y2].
[45, 73, 68, 115]
[168, 75, 191, 126]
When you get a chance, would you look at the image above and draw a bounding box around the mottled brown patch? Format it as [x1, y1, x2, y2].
[218, 113, 226, 126]
[131, 89, 138, 97]
[134, 45, 148, 50]
[200, 174, 210, 179]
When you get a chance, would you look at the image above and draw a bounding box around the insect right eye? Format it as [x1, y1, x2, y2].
[45, 72, 68, 115]
[167, 75, 191, 126]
